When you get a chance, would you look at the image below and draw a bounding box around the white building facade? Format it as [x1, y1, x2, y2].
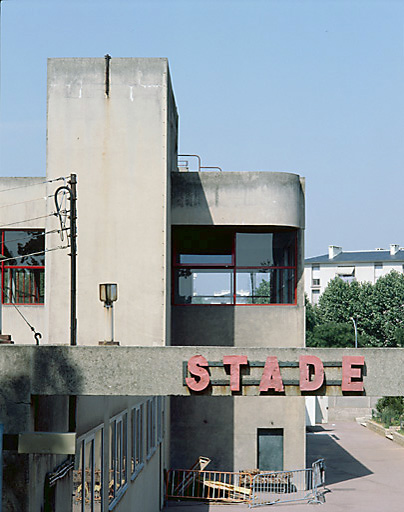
[305, 244, 404, 304]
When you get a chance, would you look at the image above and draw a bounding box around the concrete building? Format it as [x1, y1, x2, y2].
[305, 244, 404, 304]
[0, 58, 306, 511]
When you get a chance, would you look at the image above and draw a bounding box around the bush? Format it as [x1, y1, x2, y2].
[374, 397, 404, 427]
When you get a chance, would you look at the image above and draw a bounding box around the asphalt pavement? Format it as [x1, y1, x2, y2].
[164, 422, 404, 512]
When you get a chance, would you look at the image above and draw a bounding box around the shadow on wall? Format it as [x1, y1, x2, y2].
[1, 346, 84, 512]
[170, 396, 234, 472]
[306, 426, 373, 485]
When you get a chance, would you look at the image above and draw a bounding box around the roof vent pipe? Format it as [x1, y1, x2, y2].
[390, 244, 400, 256]
[328, 246, 342, 259]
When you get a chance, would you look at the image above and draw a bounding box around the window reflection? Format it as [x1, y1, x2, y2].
[236, 232, 295, 267]
[175, 269, 233, 304]
[73, 427, 103, 512]
[236, 269, 295, 304]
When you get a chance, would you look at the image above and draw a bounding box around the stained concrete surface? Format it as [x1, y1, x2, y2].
[163, 422, 404, 512]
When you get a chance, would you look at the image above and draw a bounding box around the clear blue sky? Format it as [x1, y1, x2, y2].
[1, 0, 403, 257]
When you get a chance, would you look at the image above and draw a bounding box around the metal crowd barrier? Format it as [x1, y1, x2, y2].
[249, 459, 325, 508]
[165, 459, 325, 507]
[166, 469, 252, 502]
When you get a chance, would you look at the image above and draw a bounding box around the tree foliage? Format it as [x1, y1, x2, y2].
[306, 271, 404, 347]
[374, 397, 404, 427]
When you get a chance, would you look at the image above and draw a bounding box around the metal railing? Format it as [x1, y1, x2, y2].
[249, 459, 325, 508]
[166, 459, 325, 507]
[166, 469, 252, 502]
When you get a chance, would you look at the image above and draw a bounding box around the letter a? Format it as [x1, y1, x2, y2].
[259, 357, 284, 392]
[185, 355, 210, 392]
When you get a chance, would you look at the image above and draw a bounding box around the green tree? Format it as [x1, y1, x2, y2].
[375, 397, 404, 427]
[312, 272, 404, 347]
[305, 294, 317, 333]
[306, 321, 367, 348]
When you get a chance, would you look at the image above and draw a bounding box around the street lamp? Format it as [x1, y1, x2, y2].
[350, 317, 358, 348]
[99, 283, 119, 345]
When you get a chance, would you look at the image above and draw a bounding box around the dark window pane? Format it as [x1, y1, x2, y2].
[3, 230, 45, 266]
[236, 232, 295, 267]
[236, 269, 295, 304]
[174, 269, 233, 304]
[173, 226, 233, 265]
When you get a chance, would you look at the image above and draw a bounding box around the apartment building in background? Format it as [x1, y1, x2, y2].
[305, 244, 404, 304]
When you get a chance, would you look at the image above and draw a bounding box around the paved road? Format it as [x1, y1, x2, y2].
[164, 422, 404, 512]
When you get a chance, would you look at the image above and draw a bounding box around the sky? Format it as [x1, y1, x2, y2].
[0, 0, 404, 257]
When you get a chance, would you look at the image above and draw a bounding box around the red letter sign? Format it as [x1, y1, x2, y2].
[299, 356, 324, 391]
[342, 356, 365, 392]
[223, 355, 248, 391]
[259, 356, 284, 392]
[185, 355, 210, 392]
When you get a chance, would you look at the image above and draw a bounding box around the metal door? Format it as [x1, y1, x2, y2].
[257, 428, 283, 471]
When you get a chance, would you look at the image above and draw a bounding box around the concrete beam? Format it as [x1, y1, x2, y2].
[0, 345, 402, 397]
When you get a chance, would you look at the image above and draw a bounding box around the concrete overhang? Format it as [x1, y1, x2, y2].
[1, 345, 402, 397]
[171, 171, 305, 228]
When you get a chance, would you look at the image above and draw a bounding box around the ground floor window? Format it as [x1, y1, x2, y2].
[73, 425, 103, 512]
[157, 396, 165, 444]
[1, 229, 45, 304]
[109, 412, 128, 506]
[131, 404, 144, 479]
[146, 398, 157, 459]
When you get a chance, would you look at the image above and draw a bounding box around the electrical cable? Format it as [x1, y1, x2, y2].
[0, 210, 69, 228]
[0, 194, 54, 209]
[0, 176, 68, 194]
[0, 227, 68, 246]
[0, 244, 69, 264]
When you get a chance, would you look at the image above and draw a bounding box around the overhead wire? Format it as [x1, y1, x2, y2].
[1, 227, 68, 246]
[0, 176, 69, 194]
[0, 245, 69, 265]
[0, 194, 55, 209]
[0, 210, 69, 228]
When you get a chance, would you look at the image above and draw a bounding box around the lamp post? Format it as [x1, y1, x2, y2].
[350, 317, 358, 348]
[99, 283, 118, 345]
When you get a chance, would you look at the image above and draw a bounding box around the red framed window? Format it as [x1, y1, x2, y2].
[1, 230, 45, 305]
[173, 226, 297, 305]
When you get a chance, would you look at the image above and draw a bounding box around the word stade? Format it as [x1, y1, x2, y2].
[185, 355, 365, 393]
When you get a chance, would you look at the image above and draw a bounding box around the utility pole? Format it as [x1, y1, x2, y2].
[54, 174, 78, 346]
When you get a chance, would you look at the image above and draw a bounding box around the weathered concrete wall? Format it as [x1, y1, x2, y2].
[327, 396, 379, 421]
[46, 58, 176, 347]
[172, 305, 304, 347]
[0, 346, 400, 396]
[234, 396, 305, 471]
[0, 177, 47, 343]
[170, 396, 235, 470]
[171, 172, 305, 228]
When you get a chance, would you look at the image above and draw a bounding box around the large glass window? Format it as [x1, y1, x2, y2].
[1, 230, 45, 304]
[173, 227, 297, 305]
